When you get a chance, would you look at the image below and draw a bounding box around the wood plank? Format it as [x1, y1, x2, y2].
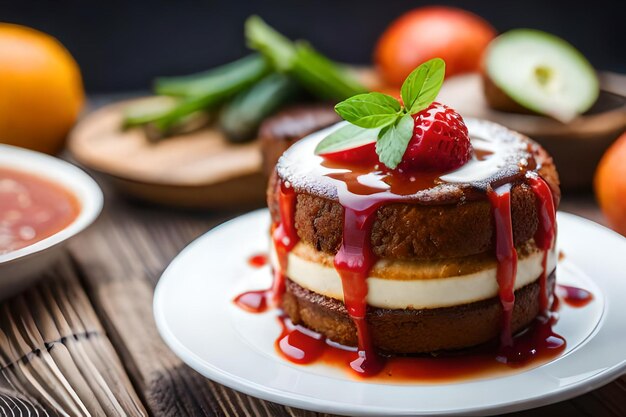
[0, 256, 147, 416]
[68, 198, 317, 417]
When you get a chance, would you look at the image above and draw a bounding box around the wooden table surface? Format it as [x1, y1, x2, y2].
[0, 99, 624, 416]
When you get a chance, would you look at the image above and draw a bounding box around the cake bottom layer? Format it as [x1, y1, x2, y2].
[282, 273, 555, 354]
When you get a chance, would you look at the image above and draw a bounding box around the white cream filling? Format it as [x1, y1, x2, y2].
[272, 245, 556, 310]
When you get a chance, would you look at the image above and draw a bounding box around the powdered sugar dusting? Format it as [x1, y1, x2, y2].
[276, 119, 536, 206]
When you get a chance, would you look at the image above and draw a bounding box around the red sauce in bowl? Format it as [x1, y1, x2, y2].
[0, 167, 80, 255]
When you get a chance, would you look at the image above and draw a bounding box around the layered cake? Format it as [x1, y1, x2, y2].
[258, 59, 559, 375]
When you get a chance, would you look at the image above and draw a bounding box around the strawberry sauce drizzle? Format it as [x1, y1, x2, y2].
[274, 295, 566, 381]
[233, 181, 298, 313]
[333, 204, 385, 375]
[276, 314, 327, 364]
[232, 290, 268, 313]
[496, 310, 565, 365]
[556, 285, 594, 308]
[248, 254, 268, 268]
[271, 182, 299, 302]
[231, 171, 585, 379]
[487, 183, 518, 347]
[527, 175, 557, 313]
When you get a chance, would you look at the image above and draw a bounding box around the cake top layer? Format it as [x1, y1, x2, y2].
[276, 118, 543, 206]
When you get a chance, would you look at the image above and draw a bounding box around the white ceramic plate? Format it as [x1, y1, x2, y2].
[154, 209, 626, 416]
[0, 144, 103, 297]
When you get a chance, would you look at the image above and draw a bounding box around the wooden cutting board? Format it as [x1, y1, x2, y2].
[68, 97, 266, 209]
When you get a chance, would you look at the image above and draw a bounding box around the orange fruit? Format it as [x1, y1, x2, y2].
[375, 7, 496, 86]
[0, 24, 84, 154]
[595, 132, 626, 236]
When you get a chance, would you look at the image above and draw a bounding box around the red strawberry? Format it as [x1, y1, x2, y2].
[319, 142, 379, 165]
[398, 102, 472, 172]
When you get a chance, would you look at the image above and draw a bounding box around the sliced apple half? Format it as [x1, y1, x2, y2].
[484, 29, 599, 122]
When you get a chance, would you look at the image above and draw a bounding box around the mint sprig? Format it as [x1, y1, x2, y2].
[334, 92, 401, 128]
[315, 58, 446, 169]
[376, 113, 415, 169]
[401, 58, 445, 114]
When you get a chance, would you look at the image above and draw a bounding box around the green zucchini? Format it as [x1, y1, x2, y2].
[122, 55, 271, 133]
[155, 54, 270, 97]
[219, 73, 299, 142]
[244, 16, 367, 101]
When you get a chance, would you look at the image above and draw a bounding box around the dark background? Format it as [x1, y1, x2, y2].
[2, 0, 625, 93]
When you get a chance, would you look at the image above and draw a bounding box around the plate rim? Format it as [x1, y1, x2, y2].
[154, 209, 626, 416]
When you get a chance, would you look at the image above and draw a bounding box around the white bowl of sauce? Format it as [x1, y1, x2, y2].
[0, 144, 103, 298]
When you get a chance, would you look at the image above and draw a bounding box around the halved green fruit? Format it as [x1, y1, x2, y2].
[484, 29, 599, 122]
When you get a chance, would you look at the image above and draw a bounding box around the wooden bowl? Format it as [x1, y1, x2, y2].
[438, 73, 626, 190]
[68, 98, 266, 209]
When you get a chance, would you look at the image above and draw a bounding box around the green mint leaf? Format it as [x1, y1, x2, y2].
[334, 92, 401, 129]
[375, 113, 414, 169]
[314, 124, 380, 155]
[401, 58, 446, 115]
